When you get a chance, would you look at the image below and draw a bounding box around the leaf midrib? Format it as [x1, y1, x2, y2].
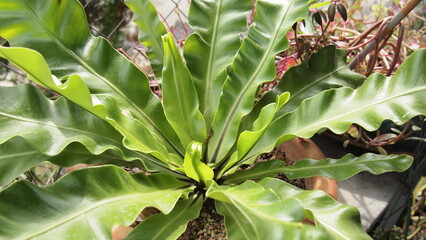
[281, 156, 406, 172]
[286, 65, 347, 106]
[151, 210, 188, 240]
[220, 202, 254, 239]
[224, 164, 282, 183]
[0, 149, 122, 161]
[314, 218, 351, 240]
[150, 199, 197, 240]
[203, 0, 223, 114]
[0, 111, 121, 145]
[0, 150, 38, 160]
[212, 0, 295, 162]
[224, 156, 402, 183]
[19, 192, 162, 240]
[292, 85, 426, 136]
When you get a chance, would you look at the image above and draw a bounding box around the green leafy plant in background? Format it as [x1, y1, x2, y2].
[0, 0, 425, 239]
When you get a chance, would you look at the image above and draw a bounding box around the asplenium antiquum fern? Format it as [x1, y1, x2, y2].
[0, 0, 424, 239]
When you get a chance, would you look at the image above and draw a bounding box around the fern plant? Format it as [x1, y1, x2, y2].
[0, 0, 425, 239]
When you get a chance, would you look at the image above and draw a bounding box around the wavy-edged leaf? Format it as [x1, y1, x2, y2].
[245, 48, 426, 161]
[126, 196, 203, 240]
[223, 152, 413, 187]
[0, 83, 185, 177]
[208, 0, 309, 163]
[0, 138, 186, 188]
[0, 138, 123, 188]
[162, 33, 207, 146]
[222, 153, 413, 186]
[259, 178, 372, 240]
[125, 0, 167, 77]
[48, 145, 185, 179]
[183, 141, 213, 183]
[220, 93, 290, 176]
[206, 180, 328, 240]
[243, 46, 365, 129]
[223, 160, 286, 185]
[282, 153, 413, 180]
[0, 83, 183, 170]
[183, 0, 251, 126]
[0, 0, 183, 153]
[0, 46, 103, 114]
[0, 84, 128, 160]
[0, 166, 193, 239]
[0, 46, 182, 166]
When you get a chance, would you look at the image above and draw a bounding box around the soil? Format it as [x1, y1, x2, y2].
[178, 199, 227, 240]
